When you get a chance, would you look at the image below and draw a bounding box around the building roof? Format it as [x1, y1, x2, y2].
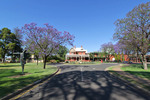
[75, 48, 87, 52]
[70, 47, 88, 53]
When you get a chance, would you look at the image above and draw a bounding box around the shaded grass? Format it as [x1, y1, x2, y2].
[0, 63, 57, 98]
[121, 64, 150, 80]
[107, 64, 150, 91]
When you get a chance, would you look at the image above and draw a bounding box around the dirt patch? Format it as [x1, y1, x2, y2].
[8, 73, 31, 78]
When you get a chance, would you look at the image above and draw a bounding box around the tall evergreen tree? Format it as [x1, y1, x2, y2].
[0, 28, 22, 62]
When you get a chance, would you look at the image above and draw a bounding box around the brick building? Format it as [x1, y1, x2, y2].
[65, 46, 90, 62]
[66, 46, 150, 63]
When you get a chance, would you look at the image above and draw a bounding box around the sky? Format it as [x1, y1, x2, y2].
[0, 0, 149, 52]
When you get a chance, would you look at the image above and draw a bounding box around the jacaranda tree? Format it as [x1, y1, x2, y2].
[100, 42, 115, 61]
[113, 2, 150, 69]
[19, 23, 74, 69]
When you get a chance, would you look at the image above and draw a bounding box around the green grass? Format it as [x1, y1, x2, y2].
[0, 63, 57, 98]
[107, 64, 150, 91]
[121, 64, 150, 80]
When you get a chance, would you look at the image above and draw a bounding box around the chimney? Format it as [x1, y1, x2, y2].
[81, 45, 83, 49]
[74, 46, 76, 48]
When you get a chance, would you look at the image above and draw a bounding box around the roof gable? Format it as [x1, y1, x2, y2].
[70, 47, 88, 53]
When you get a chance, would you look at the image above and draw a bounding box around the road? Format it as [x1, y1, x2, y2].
[16, 64, 149, 100]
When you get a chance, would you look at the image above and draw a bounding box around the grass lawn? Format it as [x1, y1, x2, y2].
[0, 63, 57, 98]
[121, 64, 150, 80]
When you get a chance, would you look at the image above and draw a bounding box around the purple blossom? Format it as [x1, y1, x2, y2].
[19, 23, 75, 68]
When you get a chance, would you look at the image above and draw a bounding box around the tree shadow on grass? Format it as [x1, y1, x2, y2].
[0, 69, 51, 99]
[121, 64, 150, 80]
[0, 69, 22, 78]
[18, 70, 150, 100]
[124, 71, 150, 81]
[0, 64, 21, 67]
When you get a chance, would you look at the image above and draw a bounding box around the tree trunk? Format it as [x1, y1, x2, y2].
[43, 56, 47, 69]
[136, 49, 139, 63]
[36, 56, 39, 65]
[141, 54, 144, 62]
[3, 56, 5, 63]
[12, 50, 15, 63]
[141, 54, 147, 70]
[143, 55, 147, 70]
[22, 64, 24, 75]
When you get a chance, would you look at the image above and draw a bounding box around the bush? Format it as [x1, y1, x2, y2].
[47, 56, 65, 62]
[70, 61, 76, 64]
[56, 60, 60, 63]
[65, 61, 69, 63]
[10, 60, 16, 63]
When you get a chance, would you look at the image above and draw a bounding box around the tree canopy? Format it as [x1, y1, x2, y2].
[19, 23, 74, 69]
[0, 28, 22, 62]
[113, 2, 150, 69]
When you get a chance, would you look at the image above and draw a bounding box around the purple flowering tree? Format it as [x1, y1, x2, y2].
[25, 41, 41, 65]
[100, 42, 115, 61]
[113, 2, 150, 69]
[19, 23, 74, 69]
[114, 41, 134, 62]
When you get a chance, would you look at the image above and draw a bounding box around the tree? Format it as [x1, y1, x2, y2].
[25, 42, 40, 65]
[89, 53, 94, 61]
[9, 32, 22, 62]
[47, 46, 68, 62]
[101, 42, 115, 61]
[57, 45, 68, 61]
[19, 23, 74, 69]
[114, 41, 133, 62]
[113, 2, 150, 69]
[0, 28, 23, 63]
[0, 28, 13, 62]
[114, 53, 121, 62]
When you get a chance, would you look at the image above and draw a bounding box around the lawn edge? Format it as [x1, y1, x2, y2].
[1, 67, 60, 100]
[105, 65, 150, 97]
[63, 63, 118, 65]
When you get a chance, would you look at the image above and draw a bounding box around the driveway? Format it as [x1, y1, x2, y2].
[16, 64, 149, 100]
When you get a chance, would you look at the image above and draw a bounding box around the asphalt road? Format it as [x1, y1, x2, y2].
[16, 64, 149, 100]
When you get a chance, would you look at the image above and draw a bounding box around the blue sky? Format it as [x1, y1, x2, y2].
[0, 0, 149, 52]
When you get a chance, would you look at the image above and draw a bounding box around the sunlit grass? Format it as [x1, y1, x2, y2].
[107, 64, 150, 91]
[121, 64, 150, 80]
[0, 63, 57, 98]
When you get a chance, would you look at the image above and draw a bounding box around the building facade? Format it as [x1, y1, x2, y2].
[66, 46, 90, 62]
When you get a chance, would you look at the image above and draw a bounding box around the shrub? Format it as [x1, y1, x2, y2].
[56, 60, 60, 63]
[65, 61, 69, 63]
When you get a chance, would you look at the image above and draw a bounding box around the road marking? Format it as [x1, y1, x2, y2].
[81, 67, 83, 71]
[81, 67, 83, 81]
[10, 69, 61, 100]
